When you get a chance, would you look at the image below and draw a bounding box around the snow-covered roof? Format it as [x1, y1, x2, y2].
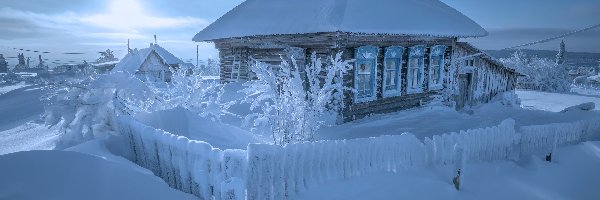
[112, 44, 193, 74]
[193, 0, 487, 41]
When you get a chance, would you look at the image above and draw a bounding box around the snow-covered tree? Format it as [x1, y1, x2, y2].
[242, 52, 352, 145]
[152, 67, 235, 122]
[42, 72, 160, 149]
[556, 40, 565, 65]
[501, 50, 570, 92]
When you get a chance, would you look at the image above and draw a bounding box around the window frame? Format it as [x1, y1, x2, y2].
[354, 46, 378, 103]
[383, 46, 405, 98]
[407, 45, 426, 94]
[428, 45, 447, 91]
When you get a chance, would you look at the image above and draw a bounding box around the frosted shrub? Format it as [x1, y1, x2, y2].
[150, 67, 235, 122]
[42, 72, 159, 148]
[242, 52, 352, 145]
[500, 50, 570, 92]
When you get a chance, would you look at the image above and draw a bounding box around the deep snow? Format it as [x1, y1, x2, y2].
[294, 141, 600, 200]
[0, 150, 196, 200]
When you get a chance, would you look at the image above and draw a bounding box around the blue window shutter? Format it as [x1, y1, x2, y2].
[354, 46, 378, 103]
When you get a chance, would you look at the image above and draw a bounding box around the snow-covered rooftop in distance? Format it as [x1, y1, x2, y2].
[194, 0, 488, 41]
[112, 44, 192, 74]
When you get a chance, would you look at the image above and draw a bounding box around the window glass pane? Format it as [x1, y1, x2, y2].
[385, 60, 397, 91]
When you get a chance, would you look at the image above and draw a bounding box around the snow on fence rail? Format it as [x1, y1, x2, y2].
[116, 116, 600, 200]
[117, 116, 247, 200]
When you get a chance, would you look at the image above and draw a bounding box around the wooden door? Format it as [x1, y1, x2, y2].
[457, 73, 472, 110]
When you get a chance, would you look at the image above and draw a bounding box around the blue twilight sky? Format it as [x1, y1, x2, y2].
[0, 0, 598, 67]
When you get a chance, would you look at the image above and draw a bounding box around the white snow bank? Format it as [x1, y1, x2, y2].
[517, 90, 600, 112]
[135, 106, 265, 150]
[560, 102, 595, 113]
[194, 0, 487, 41]
[294, 141, 600, 200]
[0, 150, 196, 200]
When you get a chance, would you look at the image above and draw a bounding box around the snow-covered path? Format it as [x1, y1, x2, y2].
[0, 84, 46, 131]
[294, 141, 600, 200]
[0, 122, 59, 155]
[0, 83, 57, 155]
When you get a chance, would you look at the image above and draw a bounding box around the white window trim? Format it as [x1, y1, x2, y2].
[428, 45, 447, 91]
[407, 45, 425, 94]
[354, 46, 378, 103]
[383, 46, 404, 98]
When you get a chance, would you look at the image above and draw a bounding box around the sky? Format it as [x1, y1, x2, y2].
[0, 0, 598, 67]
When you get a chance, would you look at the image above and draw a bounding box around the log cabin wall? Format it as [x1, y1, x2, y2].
[455, 42, 520, 108]
[212, 32, 516, 122]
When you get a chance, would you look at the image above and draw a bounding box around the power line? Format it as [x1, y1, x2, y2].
[501, 23, 600, 51]
[457, 23, 600, 61]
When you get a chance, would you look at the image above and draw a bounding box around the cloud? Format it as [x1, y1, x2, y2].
[79, 0, 209, 31]
[0, 1, 209, 41]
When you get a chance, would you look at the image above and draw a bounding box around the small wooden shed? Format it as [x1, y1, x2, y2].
[193, 0, 519, 122]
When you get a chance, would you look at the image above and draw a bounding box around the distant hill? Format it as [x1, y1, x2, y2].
[485, 49, 600, 68]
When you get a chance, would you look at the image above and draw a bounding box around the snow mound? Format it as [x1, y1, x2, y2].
[560, 102, 595, 113]
[0, 150, 196, 200]
[135, 106, 265, 149]
[194, 0, 487, 41]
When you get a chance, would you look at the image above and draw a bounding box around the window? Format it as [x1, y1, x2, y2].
[354, 46, 378, 103]
[407, 45, 425, 94]
[429, 45, 447, 90]
[383, 46, 404, 97]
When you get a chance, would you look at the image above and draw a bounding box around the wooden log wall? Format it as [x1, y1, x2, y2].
[213, 32, 519, 123]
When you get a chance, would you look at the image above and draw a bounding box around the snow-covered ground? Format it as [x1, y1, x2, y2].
[0, 149, 196, 200]
[517, 90, 600, 112]
[2, 80, 600, 200]
[294, 141, 600, 200]
[0, 82, 29, 96]
[0, 122, 59, 155]
[0, 83, 46, 131]
[318, 90, 600, 140]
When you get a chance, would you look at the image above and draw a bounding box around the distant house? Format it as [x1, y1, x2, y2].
[112, 44, 195, 82]
[0, 54, 7, 73]
[193, 0, 519, 121]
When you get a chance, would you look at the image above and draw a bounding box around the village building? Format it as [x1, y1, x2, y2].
[112, 43, 195, 82]
[193, 0, 520, 122]
[0, 54, 8, 73]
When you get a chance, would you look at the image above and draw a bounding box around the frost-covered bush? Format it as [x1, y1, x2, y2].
[242, 52, 352, 145]
[149, 67, 235, 122]
[44, 66, 234, 148]
[42, 72, 161, 149]
[500, 50, 570, 92]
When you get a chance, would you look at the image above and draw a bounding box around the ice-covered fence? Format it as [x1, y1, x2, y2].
[115, 115, 600, 200]
[117, 116, 246, 200]
[246, 134, 426, 200]
[519, 118, 600, 156]
[424, 119, 519, 165]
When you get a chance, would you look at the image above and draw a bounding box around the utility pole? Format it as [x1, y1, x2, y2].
[196, 45, 199, 67]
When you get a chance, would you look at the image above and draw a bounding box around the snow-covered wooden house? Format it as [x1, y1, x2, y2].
[112, 44, 195, 82]
[193, 0, 519, 121]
